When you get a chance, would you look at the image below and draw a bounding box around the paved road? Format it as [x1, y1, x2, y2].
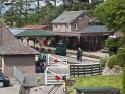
[0, 85, 21, 94]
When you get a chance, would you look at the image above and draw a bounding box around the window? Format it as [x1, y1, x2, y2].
[54, 24, 57, 30]
[66, 24, 70, 30]
[74, 23, 78, 30]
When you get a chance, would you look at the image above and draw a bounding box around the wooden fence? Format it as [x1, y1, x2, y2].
[70, 64, 102, 77]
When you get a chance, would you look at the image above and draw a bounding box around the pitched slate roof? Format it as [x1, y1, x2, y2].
[52, 10, 87, 24]
[0, 40, 39, 55]
[23, 25, 48, 30]
[16, 30, 55, 37]
[81, 25, 107, 33]
[9, 28, 26, 35]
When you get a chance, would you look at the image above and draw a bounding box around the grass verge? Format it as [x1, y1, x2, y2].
[67, 75, 122, 94]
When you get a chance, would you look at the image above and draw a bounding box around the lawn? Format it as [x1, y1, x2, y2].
[67, 75, 122, 94]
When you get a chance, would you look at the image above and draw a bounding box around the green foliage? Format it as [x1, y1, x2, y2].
[0, 17, 5, 24]
[2, 0, 103, 27]
[117, 46, 125, 61]
[107, 55, 118, 68]
[105, 38, 119, 55]
[123, 66, 125, 94]
[100, 56, 108, 67]
[119, 36, 125, 47]
[105, 38, 119, 49]
[94, 0, 125, 31]
[107, 55, 124, 68]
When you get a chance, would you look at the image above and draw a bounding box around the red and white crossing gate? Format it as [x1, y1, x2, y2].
[47, 54, 67, 65]
[45, 67, 69, 85]
[45, 54, 69, 85]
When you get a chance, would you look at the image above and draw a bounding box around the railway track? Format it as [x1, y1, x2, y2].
[48, 84, 63, 94]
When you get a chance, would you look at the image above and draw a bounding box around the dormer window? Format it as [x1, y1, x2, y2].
[74, 23, 78, 30]
[66, 24, 70, 30]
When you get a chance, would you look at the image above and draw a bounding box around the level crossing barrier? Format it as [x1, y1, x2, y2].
[47, 54, 67, 65]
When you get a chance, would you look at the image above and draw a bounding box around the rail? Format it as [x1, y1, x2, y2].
[69, 64, 102, 77]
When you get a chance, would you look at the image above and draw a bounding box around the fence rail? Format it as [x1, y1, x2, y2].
[70, 64, 102, 77]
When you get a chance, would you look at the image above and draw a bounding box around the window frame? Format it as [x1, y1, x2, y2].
[65, 24, 70, 30]
[74, 23, 78, 30]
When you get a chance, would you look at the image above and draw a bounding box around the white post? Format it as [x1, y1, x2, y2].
[45, 67, 48, 85]
[48, 54, 50, 65]
[2, 56, 4, 74]
[68, 64, 70, 78]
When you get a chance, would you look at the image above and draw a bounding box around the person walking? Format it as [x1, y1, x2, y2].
[76, 47, 83, 62]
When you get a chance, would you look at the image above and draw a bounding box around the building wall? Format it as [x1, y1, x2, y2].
[0, 56, 2, 67]
[4, 55, 35, 78]
[52, 24, 71, 32]
[71, 15, 90, 32]
[52, 15, 91, 32]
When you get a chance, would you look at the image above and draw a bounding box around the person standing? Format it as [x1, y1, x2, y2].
[38, 48, 46, 72]
[76, 47, 83, 62]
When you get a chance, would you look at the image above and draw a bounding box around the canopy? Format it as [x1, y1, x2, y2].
[16, 30, 55, 37]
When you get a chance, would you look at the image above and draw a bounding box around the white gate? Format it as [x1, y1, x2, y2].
[45, 54, 69, 85]
[45, 67, 68, 85]
[47, 54, 67, 65]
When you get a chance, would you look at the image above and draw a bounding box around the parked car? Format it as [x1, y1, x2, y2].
[0, 73, 10, 87]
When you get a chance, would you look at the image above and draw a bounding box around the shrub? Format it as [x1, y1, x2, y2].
[116, 55, 125, 67]
[122, 66, 125, 94]
[105, 38, 120, 55]
[117, 46, 125, 60]
[107, 55, 124, 68]
[107, 55, 118, 68]
[100, 56, 108, 67]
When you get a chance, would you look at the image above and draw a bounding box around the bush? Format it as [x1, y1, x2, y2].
[100, 56, 108, 67]
[107, 55, 118, 68]
[116, 55, 125, 67]
[117, 46, 125, 60]
[122, 66, 125, 94]
[107, 55, 124, 68]
[105, 38, 120, 55]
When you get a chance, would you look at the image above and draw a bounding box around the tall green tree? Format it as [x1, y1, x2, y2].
[94, 0, 125, 31]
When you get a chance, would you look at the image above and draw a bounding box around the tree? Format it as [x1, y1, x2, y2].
[94, 0, 125, 31]
[105, 38, 120, 55]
